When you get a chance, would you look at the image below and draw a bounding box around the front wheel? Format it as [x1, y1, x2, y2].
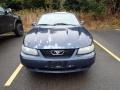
[14, 23, 24, 37]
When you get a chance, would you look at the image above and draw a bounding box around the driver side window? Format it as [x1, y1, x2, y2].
[0, 7, 5, 15]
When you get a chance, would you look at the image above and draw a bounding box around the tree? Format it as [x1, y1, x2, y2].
[106, 0, 120, 14]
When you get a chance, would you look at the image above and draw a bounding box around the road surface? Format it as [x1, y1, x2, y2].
[0, 29, 120, 90]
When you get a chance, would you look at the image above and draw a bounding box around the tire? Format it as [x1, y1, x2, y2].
[14, 23, 24, 37]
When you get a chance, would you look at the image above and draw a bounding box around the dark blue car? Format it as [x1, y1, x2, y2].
[20, 12, 96, 73]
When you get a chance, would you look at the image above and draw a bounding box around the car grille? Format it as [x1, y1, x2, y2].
[40, 49, 75, 58]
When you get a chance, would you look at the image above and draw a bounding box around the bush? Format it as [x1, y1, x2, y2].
[0, 0, 119, 15]
[88, 0, 106, 16]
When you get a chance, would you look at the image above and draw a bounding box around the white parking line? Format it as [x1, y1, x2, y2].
[4, 40, 120, 87]
[115, 29, 120, 31]
[4, 64, 23, 87]
[0, 33, 14, 37]
[94, 40, 120, 62]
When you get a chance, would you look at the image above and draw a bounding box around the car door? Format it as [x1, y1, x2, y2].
[0, 7, 7, 34]
[3, 12, 15, 32]
[0, 7, 15, 34]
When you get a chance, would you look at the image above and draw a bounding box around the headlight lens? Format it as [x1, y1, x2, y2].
[22, 45, 38, 55]
[77, 44, 95, 55]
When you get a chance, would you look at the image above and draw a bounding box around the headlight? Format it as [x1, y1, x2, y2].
[22, 45, 38, 55]
[77, 44, 95, 55]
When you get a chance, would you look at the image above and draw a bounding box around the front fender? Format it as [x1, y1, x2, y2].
[13, 16, 22, 30]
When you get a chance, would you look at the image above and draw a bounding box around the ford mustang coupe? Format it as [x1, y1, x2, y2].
[20, 12, 96, 73]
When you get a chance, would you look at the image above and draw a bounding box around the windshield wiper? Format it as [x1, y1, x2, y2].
[37, 24, 53, 26]
[37, 23, 77, 26]
[53, 23, 77, 26]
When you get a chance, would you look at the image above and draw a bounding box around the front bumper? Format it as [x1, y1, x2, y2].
[20, 51, 96, 73]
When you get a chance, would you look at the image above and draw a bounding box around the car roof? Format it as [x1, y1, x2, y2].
[46, 11, 73, 14]
[44, 12, 75, 17]
[38, 12, 80, 26]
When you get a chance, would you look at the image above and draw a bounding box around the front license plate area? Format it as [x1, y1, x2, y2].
[48, 61, 66, 69]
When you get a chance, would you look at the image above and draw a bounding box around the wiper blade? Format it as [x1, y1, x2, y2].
[53, 23, 77, 26]
[37, 24, 53, 26]
[37, 23, 77, 26]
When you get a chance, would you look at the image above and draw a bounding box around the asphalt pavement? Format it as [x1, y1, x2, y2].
[0, 29, 120, 90]
[91, 29, 120, 57]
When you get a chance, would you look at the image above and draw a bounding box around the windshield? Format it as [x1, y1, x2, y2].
[37, 13, 80, 26]
[0, 7, 4, 15]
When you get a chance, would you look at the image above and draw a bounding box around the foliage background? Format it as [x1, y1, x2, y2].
[0, 0, 119, 15]
[0, 0, 120, 30]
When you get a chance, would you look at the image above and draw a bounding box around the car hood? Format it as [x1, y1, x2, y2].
[24, 26, 93, 49]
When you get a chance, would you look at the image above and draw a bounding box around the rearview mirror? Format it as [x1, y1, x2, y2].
[80, 20, 85, 25]
[32, 22, 37, 26]
[5, 8, 12, 14]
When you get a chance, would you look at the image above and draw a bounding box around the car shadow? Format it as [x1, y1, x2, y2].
[24, 67, 91, 84]
[0, 33, 22, 44]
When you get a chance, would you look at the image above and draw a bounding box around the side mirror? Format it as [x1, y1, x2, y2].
[32, 22, 37, 26]
[80, 20, 85, 25]
[5, 8, 12, 14]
